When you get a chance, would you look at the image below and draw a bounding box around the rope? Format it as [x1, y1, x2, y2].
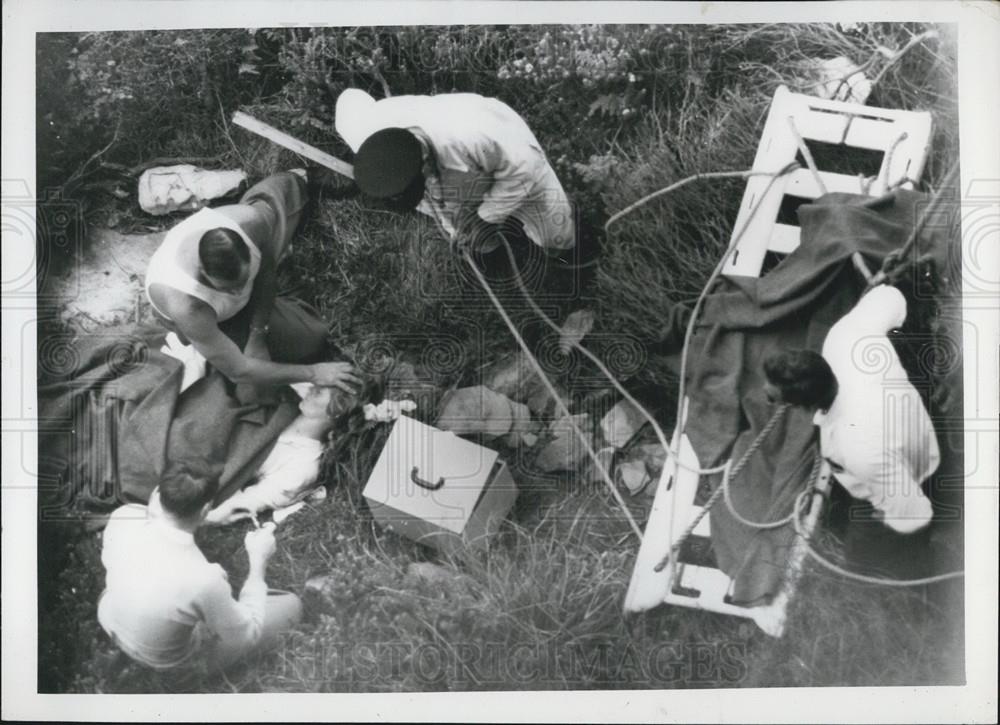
[881, 131, 909, 190]
[722, 448, 820, 531]
[496, 238, 727, 478]
[838, 112, 856, 146]
[867, 159, 960, 288]
[869, 30, 940, 90]
[787, 115, 828, 196]
[462, 251, 645, 541]
[792, 490, 965, 587]
[604, 169, 782, 233]
[652, 403, 790, 573]
[665, 161, 801, 581]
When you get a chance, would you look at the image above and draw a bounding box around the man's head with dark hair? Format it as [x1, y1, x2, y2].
[157, 456, 223, 521]
[763, 349, 839, 411]
[198, 227, 252, 287]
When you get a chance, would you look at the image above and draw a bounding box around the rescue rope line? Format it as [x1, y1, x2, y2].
[792, 489, 965, 587]
[462, 250, 645, 541]
[787, 115, 829, 196]
[722, 446, 820, 531]
[652, 403, 790, 573]
[881, 131, 909, 190]
[663, 162, 801, 577]
[496, 238, 727, 478]
[604, 169, 788, 233]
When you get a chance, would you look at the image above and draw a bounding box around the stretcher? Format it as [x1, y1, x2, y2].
[624, 85, 934, 636]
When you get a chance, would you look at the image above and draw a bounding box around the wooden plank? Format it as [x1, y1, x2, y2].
[232, 111, 355, 180]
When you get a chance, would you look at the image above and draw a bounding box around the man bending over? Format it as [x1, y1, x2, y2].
[97, 457, 301, 671]
[762, 284, 938, 533]
[145, 170, 360, 396]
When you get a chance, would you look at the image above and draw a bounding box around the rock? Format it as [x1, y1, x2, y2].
[483, 352, 543, 403]
[600, 399, 646, 449]
[436, 385, 536, 439]
[558, 309, 595, 353]
[534, 413, 593, 472]
[636, 442, 668, 475]
[526, 381, 571, 418]
[504, 430, 539, 448]
[137, 165, 247, 216]
[404, 561, 465, 587]
[800, 56, 872, 104]
[617, 458, 650, 495]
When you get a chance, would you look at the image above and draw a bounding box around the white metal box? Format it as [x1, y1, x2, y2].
[363, 414, 518, 555]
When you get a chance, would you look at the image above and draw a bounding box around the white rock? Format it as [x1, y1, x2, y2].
[558, 309, 595, 353]
[600, 399, 646, 449]
[802, 56, 872, 104]
[138, 165, 247, 216]
[436, 385, 534, 439]
[617, 459, 650, 495]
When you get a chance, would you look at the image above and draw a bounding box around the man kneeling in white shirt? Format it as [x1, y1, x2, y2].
[97, 458, 301, 672]
[762, 284, 938, 534]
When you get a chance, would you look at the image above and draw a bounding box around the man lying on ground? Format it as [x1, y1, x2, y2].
[145, 170, 360, 397]
[762, 284, 938, 534]
[97, 456, 301, 672]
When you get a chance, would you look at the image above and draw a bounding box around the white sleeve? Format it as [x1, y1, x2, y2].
[243, 444, 322, 511]
[471, 136, 545, 225]
[194, 565, 265, 652]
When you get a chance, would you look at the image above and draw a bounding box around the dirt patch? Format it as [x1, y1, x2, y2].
[48, 227, 164, 331]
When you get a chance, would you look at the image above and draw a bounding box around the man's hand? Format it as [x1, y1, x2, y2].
[454, 207, 502, 256]
[244, 522, 277, 569]
[310, 361, 362, 393]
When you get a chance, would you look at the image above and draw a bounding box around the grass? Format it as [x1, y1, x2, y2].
[45, 473, 964, 693]
[37, 22, 965, 693]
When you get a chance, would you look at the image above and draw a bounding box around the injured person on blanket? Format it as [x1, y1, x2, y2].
[206, 378, 385, 527]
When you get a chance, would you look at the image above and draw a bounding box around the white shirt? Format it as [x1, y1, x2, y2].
[97, 504, 267, 668]
[206, 431, 324, 525]
[815, 285, 938, 533]
[145, 207, 262, 322]
[336, 89, 575, 250]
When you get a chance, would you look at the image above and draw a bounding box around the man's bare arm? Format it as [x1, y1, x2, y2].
[155, 289, 360, 390]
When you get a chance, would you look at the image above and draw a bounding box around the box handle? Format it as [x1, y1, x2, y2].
[410, 466, 445, 491]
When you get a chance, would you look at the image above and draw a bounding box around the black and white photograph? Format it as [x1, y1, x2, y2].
[3, 1, 998, 722]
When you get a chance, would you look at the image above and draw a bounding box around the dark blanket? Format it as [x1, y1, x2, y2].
[38, 324, 299, 521]
[658, 190, 954, 603]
